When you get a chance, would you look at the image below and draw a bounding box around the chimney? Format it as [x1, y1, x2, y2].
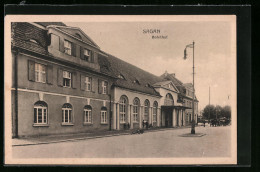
[164, 70, 168, 77]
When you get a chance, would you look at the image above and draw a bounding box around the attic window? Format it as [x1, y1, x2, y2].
[75, 33, 82, 39]
[29, 39, 39, 44]
[133, 79, 140, 85]
[118, 74, 125, 80]
[102, 65, 110, 71]
[145, 83, 151, 88]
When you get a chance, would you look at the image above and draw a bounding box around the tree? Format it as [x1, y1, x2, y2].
[215, 105, 222, 119]
[202, 105, 216, 120]
[221, 105, 231, 119]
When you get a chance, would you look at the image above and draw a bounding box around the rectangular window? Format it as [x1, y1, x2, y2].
[101, 111, 107, 123]
[102, 81, 108, 94]
[120, 104, 126, 123]
[84, 110, 92, 123]
[63, 71, 71, 87]
[35, 63, 46, 83]
[64, 40, 72, 55]
[84, 49, 91, 61]
[133, 106, 138, 122]
[34, 107, 47, 124]
[85, 76, 92, 91]
[153, 108, 157, 122]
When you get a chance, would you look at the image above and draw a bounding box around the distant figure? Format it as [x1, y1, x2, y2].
[127, 123, 130, 129]
[142, 120, 145, 128]
[203, 120, 206, 127]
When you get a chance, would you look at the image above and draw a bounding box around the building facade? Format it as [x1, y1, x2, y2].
[11, 22, 199, 138]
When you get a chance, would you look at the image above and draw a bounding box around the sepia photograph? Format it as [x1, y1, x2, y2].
[5, 15, 237, 165]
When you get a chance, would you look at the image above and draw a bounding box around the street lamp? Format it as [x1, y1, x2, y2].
[184, 41, 196, 134]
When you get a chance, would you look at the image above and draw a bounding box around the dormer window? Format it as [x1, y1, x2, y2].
[29, 39, 39, 44]
[133, 79, 140, 85]
[64, 40, 72, 55]
[118, 74, 125, 80]
[146, 83, 151, 87]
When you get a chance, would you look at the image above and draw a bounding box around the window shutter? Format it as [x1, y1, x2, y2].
[91, 77, 95, 93]
[80, 74, 85, 91]
[59, 37, 64, 53]
[72, 72, 77, 89]
[107, 82, 110, 95]
[28, 60, 35, 81]
[46, 65, 53, 85]
[76, 44, 80, 58]
[98, 79, 102, 94]
[71, 42, 76, 57]
[90, 77, 92, 91]
[80, 46, 84, 60]
[57, 68, 63, 86]
[90, 51, 94, 63]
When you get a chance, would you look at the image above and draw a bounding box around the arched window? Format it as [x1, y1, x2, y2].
[34, 101, 48, 124]
[153, 101, 158, 122]
[84, 105, 92, 123]
[75, 33, 82, 39]
[165, 93, 174, 106]
[144, 99, 150, 122]
[119, 96, 128, 123]
[101, 107, 107, 124]
[62, 103, 73, 124]
[133, 98, 140, 122]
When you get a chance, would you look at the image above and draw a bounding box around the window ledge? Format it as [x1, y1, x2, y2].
[61, 123, 74, 126]
[83, 122, 93, 126]
[120, 122, 126, 124]
[33, 124, 49, 127]
[100, 123, 108, 125]
[133, 122, 139, 123]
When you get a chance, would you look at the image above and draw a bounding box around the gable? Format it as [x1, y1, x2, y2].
[55, 27, 99, 48]
[162, 82, 179, 93]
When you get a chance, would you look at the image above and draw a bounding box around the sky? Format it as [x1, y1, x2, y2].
[66, 18, 235, 111]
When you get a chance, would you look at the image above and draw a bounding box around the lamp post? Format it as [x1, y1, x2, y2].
[191, 41, 195, 134]
[184, 41, 196, 134]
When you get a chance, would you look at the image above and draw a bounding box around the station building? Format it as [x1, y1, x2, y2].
[11, 22, 198, 138]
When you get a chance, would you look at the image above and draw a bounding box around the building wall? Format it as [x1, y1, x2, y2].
[47, 27, 101, 71]
[113, 87, 161, 130]
[13, 51, 114, 137]
[16, 53, 112, 101]
[154, 88, 182, 106]
[16, 90, 111, 137]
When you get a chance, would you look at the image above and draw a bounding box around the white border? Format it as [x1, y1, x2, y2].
[4, 15, 237, 165]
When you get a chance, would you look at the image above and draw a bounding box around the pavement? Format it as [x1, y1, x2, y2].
[12, 125, 195, 146]
[12, 125, 231, 158]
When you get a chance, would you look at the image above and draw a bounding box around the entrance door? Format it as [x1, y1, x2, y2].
[163, 107, 172, 127]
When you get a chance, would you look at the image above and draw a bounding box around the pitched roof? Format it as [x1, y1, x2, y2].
[99, 52, 162, 96]
[153, 80, 172, 87]
[183, 83, 193, 89]
[35, 22, 66, 27]
[12, 22, 50, 55]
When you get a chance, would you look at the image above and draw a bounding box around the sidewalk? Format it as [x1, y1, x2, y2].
[12, 125, 194, 147]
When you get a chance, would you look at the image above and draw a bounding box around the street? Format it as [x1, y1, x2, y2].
[13, 125, 231, 158]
